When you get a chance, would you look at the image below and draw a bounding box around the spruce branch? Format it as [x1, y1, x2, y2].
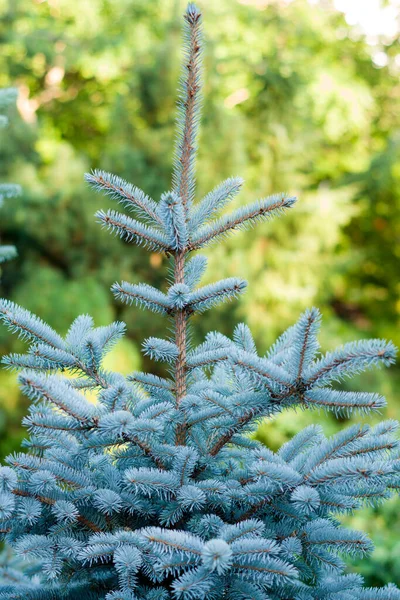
[187, 278, 247, 313]
[158, 192, 188, 250]
[112, 282, 172, 315]
[85, 170, 161, 226]
[127, 372, 174, 391]
[96, 209, 171, 253]
[292, 307, 321, 380]
[188, 177, 244, 231]
[184, 254, 208, 288]
[230, 349, 293, 392]
[18, 371, 96, 423]
[0, 246, 17, 264]
[189, 193, 296, 250]
[305, 339, 397, 387]
[301, 389, 386, 417]
[186, 347, 231, 370]
[0, 300, 65, 350]
[11, 489, 102, 533]
[142, 338, 179, 363]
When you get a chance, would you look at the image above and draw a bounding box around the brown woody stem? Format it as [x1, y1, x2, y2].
[174, 250, 188, 445]
[173, 7, 202, 445]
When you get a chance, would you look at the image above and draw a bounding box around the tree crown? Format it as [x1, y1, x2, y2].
[0, 5, 399, 600]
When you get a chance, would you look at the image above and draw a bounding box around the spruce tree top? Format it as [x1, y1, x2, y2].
[0, 4, 399, 600]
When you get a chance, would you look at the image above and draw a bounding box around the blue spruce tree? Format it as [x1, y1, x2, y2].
[0, 5, 399, 599]
[0, 88, 20, 265]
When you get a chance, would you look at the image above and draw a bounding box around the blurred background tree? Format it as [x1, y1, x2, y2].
[0, 0, 399, 586]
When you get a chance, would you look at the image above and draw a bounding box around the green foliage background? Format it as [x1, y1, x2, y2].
[0, 0, 399, 586]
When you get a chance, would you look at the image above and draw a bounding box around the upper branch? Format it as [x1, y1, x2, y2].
[172, 3, 203, 213]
